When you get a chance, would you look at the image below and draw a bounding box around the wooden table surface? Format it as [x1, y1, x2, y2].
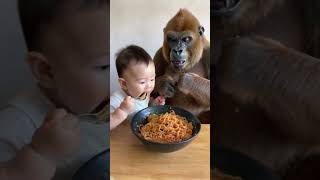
[110, 121, 210, 180]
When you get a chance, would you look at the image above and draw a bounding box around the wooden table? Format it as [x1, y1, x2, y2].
[110, 121, 210, 180]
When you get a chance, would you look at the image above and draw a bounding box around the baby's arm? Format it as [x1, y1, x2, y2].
[110, 96, 134, 130]
[0, 109, 80, 180]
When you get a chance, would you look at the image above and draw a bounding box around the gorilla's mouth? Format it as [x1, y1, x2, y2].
[212, 0, 241, 15]
[172, 60, 186, 69]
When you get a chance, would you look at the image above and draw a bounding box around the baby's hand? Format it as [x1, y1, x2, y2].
[154, 96, 166, 105]
[30, 109, 81, 165]
[119, 96, 135, 115]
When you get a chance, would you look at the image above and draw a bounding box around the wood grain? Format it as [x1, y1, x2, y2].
[110, 121, 210, 180]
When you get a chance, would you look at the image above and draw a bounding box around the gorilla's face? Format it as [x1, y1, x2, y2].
[166, 31, 193, 69]
[162, 9, 205, 71]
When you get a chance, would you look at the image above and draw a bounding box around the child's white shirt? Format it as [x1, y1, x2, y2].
[0, 86, 109, 180]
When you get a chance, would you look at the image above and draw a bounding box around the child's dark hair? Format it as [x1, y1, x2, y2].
[18, 0, 108, 51]
[116, 45, 152, 78]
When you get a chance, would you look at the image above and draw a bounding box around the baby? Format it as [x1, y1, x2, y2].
[110, 45, 165, 130]
[0, 0, 109, 179]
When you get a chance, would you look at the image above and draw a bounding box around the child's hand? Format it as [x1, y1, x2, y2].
[154, 96, 165, 105]
[119, 96, 135, 115]
[30, 109, 81, 165]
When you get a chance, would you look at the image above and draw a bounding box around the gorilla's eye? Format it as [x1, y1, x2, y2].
[167, 35, 176, 42]
[182, 36, 193, 43]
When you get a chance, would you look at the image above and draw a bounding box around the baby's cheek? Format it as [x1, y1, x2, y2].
[150, 82, 156, 90]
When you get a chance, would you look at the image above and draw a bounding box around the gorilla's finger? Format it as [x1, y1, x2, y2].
[167, 85, 175, 93]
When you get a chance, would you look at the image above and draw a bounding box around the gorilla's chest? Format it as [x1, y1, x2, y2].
[187, 60, 207, 78]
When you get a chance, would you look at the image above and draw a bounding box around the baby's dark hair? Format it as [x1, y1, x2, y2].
[18, 0, 108, 51]
[116, 45, 152, 78]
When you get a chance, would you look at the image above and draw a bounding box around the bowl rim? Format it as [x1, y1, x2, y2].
[130, 105, 202, 145]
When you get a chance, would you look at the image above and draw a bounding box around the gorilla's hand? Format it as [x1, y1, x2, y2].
[154, 75, 177, 98]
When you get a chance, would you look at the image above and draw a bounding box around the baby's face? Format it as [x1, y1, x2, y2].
[43, 5, 109, 113]
[122, 61, 156, 99]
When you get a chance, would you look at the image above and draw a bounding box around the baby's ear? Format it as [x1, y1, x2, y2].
[118, 78, 127, 90]
[27, 51, 55, 89]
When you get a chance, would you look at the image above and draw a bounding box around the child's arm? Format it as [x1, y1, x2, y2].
[110, 96, 134, 130]
[0, 109, 80, 180]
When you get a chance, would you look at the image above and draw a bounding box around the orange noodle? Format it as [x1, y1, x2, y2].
[140, 111, 193, 143]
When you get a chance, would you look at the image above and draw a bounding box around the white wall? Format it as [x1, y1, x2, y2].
[0, 0, 34, 107]
[110, 0, 210, 93]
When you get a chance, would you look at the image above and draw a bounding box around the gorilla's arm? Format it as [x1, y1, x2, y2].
[217, 35, 320, 144]
[177, 47, 210, 107]
[177, 72, 210, 107]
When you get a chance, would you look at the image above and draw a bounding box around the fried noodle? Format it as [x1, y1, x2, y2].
[140, 111, 193, 143]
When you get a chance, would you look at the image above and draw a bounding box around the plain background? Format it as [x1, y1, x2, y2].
[0, 0, 34, 107]
[110, 0, 210, 93]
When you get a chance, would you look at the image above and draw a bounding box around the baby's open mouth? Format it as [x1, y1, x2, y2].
[137, 92, 147, 100]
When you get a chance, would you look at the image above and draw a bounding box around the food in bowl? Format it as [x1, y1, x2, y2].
[131, 105, 201, 153]
[139, 111, 193, 143]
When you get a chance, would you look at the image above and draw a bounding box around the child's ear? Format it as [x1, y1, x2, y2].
[27, 51, 55, 89]
[118, 78, 127, 90]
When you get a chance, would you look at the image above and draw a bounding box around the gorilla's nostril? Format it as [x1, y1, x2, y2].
[176, 49, 183, 55]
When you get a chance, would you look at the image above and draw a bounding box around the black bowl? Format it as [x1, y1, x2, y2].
[131, 105, 201, 153]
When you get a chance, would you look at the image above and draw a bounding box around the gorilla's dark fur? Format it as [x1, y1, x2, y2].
[213, 0, 320, 178]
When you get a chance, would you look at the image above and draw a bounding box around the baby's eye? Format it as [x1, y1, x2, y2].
[139, 81, 146, 84]
[150, 79, 155, 82]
